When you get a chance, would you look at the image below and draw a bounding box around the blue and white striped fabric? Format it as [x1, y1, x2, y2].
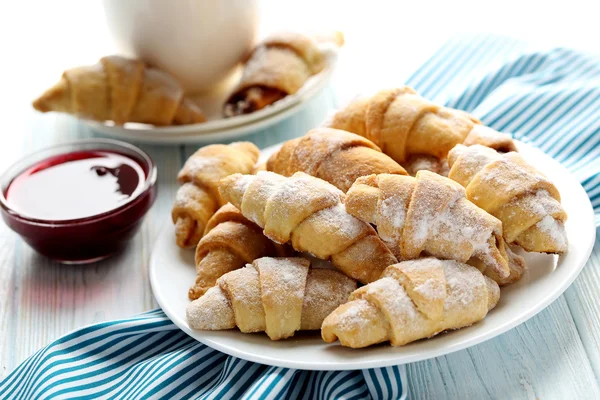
[3, 33, 600, 399]
[0, 310, 406, 400]
[407, 34, 600, 225]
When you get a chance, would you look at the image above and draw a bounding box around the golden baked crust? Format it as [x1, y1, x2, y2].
[172, 142, 260, 248]
[189, 203, 289, 300]
[345, 171, 524, 284]
[267, 128, 407, 191]
[224, 32, 325, 117]
[321, 258, 500, 348]
[448, 144, 568, 254]
[186, 257, 357, 340]
[326, 86, 516, 171]
[219, 171, 398, 283]
[32, 55, 205, 125]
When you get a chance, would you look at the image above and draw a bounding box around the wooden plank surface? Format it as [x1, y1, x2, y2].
[407, 295, 600, 399]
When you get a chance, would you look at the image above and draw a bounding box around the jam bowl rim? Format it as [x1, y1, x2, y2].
[0, 138, 158, 228]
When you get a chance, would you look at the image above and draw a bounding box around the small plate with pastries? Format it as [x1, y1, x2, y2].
[150, 87, 596, 370]
[32, 32, 341, 144]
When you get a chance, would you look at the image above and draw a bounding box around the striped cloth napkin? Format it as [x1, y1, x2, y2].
[2, 33, 600, 399]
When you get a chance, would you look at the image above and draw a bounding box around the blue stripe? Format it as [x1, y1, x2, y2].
[284, 370, 307, 400]
[225, 362, 267, 400]
[381, 367, 394, 399]
[335, 379, 367, 400]
[509, 90, 579, 140]
[0, 320, 132, 398]
[455, 47, 551, 111]
[255, 368, 289, 400]
[109, 337, 194, 400]
[424, 35, 501, 100]
[535, 91, 600, 147]
[300, 368, 318, 400]
[25, 323, 175, 399]
[366, 368, 384, 400]
[146, 350, 224, 399]
[38, 332, 171, 399]
[98, 333, 192, 399]
[124, 340, 205, 399]
[18, 319, 175, 399]
[407, 35, 467, 90]
[116, 336, 199, 399]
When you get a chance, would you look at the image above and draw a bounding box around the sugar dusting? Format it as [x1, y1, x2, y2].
[186, 154, 224, 172]
[536, 215, 568, 251]
[231, 174, 252, 197]
[334, 299, 373, 331]
[405, 155, 448, 176]
[479, 158, 546, 190]
[411, 184, 463, 245]
[442, 261, 485, 311]
[257, 258, 307, 307]
[379, 196, 406, 242]
[303, 272, 355, 310]
[329, 259, 496, 345]
[314, 204, 366, 240]
[449, 145, 499, 187]
[224, 171, 390, 274]
[413, 278, 445, 301]
[186, 286, 232, 330]
[293, 132, 350, 174]
[452, 146, 567, 254]
[219, 266, 260, 309]
[368, 172, 502, 270]
[434, 197, 498, 262]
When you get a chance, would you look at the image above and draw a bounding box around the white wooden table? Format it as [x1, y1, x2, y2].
[2, 1, 600, 398]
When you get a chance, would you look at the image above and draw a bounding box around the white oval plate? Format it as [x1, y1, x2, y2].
[83, 45, 338, 144]
[150, 141, 596, 370]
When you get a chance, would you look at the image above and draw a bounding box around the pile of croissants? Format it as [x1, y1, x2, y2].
[172, 86, 568, 349]
[32, 32, 338, 124]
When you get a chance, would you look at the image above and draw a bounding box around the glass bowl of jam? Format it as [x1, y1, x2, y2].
[0, 139, 157, 264]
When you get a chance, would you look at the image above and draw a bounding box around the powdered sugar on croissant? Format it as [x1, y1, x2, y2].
[321, 258, 500, 348]
[172, 142, 259, 248]
[345, 171, 525, 284]
[187, 257, 356, 340]
[267, 128, 407, 191]
[448, 144, 567, 254]
[219, 171, 398, 283]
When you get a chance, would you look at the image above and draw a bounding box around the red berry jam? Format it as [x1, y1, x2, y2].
[0, 140, 157, 264]
[6, 151, 146, 220]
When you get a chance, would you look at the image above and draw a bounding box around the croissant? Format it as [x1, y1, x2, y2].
[224, 32, 327, 117]
[345, 171, 526, 285]
[321, 258, 500, 348]
[219, 171, 398, 283]
[187, 257, 357, 340]
[326, 87, 516, 168]
[448, 144, 568, 254]
[32, 55, 206, 125]
[172, 142, 259, 248]
[189, 203, 289, 300]
[266, 128, 407, 192]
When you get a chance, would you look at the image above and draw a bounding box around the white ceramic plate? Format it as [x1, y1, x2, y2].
[82, 45, 338, 144]
[150, 141, 596, 370]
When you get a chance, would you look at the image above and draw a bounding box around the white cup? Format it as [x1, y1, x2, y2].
[102, 0, 259, 93]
